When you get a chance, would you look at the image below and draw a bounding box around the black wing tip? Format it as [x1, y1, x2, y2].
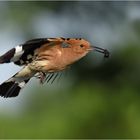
[0, 59, 4, 64]
[0, 48, 16, 64]
[0, 81, 21, 98]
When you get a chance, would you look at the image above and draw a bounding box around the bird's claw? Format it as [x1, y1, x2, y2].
[34, 72, 47, 84]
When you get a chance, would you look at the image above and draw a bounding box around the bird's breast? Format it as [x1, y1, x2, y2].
[35, 46, 83, 72]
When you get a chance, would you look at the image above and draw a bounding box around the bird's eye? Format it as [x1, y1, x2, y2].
[80, 44, 84, 48]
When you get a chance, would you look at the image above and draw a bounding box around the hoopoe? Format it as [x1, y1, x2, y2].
[0, 37, 109, 98]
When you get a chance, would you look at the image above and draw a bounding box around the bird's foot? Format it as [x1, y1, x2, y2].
[34, 72, 47, 84]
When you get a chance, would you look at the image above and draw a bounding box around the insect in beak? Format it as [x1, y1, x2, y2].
[91, 46, 110, 58]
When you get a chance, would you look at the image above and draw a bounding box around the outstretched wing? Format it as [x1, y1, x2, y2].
[0, 38, 62, 66]
[14, 38, 50, 66]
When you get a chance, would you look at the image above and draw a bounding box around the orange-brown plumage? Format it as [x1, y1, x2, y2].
[33, 38, 92, 73]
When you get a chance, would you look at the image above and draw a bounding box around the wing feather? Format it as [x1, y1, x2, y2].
[0, 38, 64, 66]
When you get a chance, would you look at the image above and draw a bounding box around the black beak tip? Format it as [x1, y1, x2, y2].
[104, 49, 110, 58]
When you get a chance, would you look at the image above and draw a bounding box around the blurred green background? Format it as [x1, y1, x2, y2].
[0, 1, 140, 139]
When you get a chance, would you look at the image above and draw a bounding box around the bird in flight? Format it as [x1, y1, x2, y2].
[0, 37, 109, 98]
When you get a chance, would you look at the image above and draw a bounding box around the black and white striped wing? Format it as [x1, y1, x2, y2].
[0, 38, 50, 66]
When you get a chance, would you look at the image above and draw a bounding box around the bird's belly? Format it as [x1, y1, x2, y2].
[44, 60, 67, 73]
[29, 58, 67, 73]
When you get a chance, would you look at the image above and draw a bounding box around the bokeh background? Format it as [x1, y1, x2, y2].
[0, 1, 140, 139]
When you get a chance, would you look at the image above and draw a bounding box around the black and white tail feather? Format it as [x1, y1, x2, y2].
[0, 75, 30, 98]
[0, 38, 52, 98]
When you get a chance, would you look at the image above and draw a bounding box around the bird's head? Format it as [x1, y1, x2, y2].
[61, 38, 110, 58]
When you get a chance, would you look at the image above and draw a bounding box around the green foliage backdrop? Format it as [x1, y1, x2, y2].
[0, 1, 140, 139]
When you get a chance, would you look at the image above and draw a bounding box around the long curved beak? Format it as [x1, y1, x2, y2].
[91, 46, 110, 58]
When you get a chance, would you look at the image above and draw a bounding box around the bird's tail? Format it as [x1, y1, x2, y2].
[0, 74, 30, 98]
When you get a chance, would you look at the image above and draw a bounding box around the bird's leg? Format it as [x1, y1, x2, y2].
[34, 72, 47, 84]
[39, 72, 47, 84]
